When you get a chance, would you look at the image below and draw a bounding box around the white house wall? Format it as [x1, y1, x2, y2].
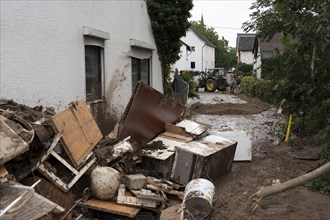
[240, 51, 254, 64]
[172, 29, 214, 72]
[202, 45, 215, 71]
[0, 1, 162, 120]
[173, 44, 189, 72]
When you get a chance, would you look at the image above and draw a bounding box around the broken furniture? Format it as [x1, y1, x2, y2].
[35, 132, 96, 192]
[171, 135, 237, 185]
[35, 101, 102, 192]
[51, 100, 102, 167]
[119, 81, 185, 145]
[141, 136, 184, 180]
[141, 120, 211, 181]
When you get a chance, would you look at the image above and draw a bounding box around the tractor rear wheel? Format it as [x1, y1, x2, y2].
[205, 78, 217, 92]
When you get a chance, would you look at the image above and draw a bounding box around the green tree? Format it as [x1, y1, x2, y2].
[190, 21, 237, 69]
[243, 0, 330, 152]
[146, 0, 193, 94]
[242, 0, 330, 197]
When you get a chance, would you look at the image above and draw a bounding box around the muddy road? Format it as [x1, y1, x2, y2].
[187, 91, 330, 220]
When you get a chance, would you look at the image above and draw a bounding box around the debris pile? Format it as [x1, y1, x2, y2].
[0, 82, 238, 219]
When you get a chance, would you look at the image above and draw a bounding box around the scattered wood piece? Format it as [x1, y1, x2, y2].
[175, 119, 211, 136]
[146, 184, 184, 200]
[0, 165, 8, 179]
[163, 180, 183, 190]
[78, 199, 140, 218]
[160, 132, 193, 143]
[117, 184, 157, 208]
[161, 123, 194, 142]
[160, 203, 183, 220]
[130, 189, 165, 202]
[251, 162, 330, 212]
[146, 180, 173, 191]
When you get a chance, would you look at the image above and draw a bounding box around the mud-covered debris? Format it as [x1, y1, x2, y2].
[140, 141, 167, 151]
[94, 137, 133, 166]
[117, 184, 158, 208]
[0, 99, 55, 123]
[0, 114, 34, 165]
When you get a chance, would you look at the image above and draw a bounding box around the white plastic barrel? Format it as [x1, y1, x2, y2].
[183, 178, 215, 219]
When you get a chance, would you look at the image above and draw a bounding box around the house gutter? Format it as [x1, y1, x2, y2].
[202, 44, 206, 71]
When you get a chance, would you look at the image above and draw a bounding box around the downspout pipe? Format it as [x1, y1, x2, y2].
[202, 44, 206, 72]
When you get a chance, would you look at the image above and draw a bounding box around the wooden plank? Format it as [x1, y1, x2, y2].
[160, 203, 183, 220]
[117, 184, 157, 208]
[78, 199, 140, 218]
[51, 101, 102, 167]
[0, 165, 8, 177]
[165, 123, 192, 137]
[130, 189, 165, 202]
[160, 132, 193, 143]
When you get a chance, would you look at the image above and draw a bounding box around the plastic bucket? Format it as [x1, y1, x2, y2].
[183, 178, 215, 219]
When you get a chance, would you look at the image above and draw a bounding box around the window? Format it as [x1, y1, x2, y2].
[191, 62, 195, 69]
[127, 39, 155, 89]
[132, 57, 150, 89]
[83, 27, 109, 101]
[85, 45, 103, 101]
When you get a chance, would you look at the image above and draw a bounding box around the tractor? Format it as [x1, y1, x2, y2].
[194, 68, 229, 92]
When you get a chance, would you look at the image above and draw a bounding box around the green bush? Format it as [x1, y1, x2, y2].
[254, 79, 277, 103]
[235, 62, 253, 76]
[241, 76, 257, 96]
[306, 174, 330, 195]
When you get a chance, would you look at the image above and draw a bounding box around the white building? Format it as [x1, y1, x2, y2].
[172, 28, 215, 72]
[253, 33, 283, 79]
[0, 1, 162, 133]
[236, 33, 256, 65]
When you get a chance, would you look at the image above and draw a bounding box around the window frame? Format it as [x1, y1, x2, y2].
[83, 27, 109, 102]
[191, 61, 196, 69]
[85, 45, 104, 101]
[131, 57, 151, 89]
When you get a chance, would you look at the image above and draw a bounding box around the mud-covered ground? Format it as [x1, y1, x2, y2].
[187, 91, 330, 220]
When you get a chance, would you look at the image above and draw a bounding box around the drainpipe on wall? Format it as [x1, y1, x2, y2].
[202, 44, 206, 72]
